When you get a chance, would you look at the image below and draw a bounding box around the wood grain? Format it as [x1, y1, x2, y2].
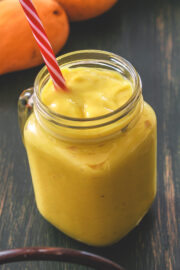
[0, 0, 180, 269]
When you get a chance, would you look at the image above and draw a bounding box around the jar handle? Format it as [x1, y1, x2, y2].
[18, 87, 34, 140]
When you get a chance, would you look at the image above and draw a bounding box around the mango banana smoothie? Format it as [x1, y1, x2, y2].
[22, 51, 157, 246]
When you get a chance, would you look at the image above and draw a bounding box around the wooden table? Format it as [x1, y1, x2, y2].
[0, 0, 179, 269]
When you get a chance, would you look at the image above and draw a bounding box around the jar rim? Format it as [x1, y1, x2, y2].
[34, 49, 142, 125]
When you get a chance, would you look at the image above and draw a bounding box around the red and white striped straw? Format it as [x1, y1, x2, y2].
[19, 0, 67, 91]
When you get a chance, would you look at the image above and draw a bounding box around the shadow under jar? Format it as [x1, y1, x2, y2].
[18, 50, 157, 247]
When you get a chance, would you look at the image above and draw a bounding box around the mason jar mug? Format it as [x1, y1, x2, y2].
[18, 50, 157, 246]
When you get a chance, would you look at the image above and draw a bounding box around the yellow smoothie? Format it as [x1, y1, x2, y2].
[23, 65, 157, 246]
[41, 67, 133, 118]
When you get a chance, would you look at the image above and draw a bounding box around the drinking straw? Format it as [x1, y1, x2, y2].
[19, 0, 67, 90]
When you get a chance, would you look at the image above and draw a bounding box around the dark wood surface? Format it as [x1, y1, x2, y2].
[0, 0, 179, 269]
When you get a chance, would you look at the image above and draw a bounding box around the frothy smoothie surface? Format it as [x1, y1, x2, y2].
[41, 67, 133, 118]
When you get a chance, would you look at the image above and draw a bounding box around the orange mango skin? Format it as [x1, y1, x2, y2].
[0, 0, 69, 74]
[56, 0, 118, 21]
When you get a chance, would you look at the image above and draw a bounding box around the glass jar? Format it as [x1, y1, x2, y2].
[18, 50, 157, 246]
